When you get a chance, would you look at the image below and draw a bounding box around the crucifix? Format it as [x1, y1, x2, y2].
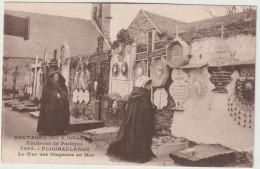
[174, 25, 180, 39]
[90, 36, 108, 100]
[32, 55, 42, 97]
[219, 25, 227, 40]
[135, 29, 167, 76]
[89, 36, 109, 120]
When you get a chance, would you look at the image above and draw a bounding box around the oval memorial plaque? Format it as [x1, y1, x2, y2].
[150, 57, 169, 87]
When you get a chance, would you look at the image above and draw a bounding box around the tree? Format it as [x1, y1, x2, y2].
[225, 6, 237, 15]
[242, 6, 256, 11]
[205, 5, 215, 18]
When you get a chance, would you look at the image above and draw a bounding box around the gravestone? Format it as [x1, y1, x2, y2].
[60, 40, 71, 87]
[208, 25, 235, 93]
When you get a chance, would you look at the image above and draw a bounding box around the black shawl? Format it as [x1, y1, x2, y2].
[37, 73, 70, 134]
[106, 87, 156, 163]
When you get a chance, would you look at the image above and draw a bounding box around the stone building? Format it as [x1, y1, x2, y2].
[127, 9, 256, 152]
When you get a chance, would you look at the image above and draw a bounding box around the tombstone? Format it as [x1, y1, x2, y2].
[60, 40, 71, 87]
[169, 69, 188, 111]
[24, 63, 33, 97]
[166, 26, 190, 68]
[208, 25, 235, 93]
[35, 68, 43, 100]
[32, 55, 40, 98]
[31, 55, 46, 100]
[109, 44, 136, 97]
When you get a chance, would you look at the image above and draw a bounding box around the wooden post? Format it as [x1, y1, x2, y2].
[94, 100, 102, 120]
[12, 66, 18, 98]
[33, 55, 38, 97]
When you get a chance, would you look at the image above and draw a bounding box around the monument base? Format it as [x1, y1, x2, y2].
[169, 144, 234, 167]
[172, 107, 184, 111]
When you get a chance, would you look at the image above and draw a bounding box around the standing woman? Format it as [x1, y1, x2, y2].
[106, 76, 156, 163]
[37, 71, 70, 135]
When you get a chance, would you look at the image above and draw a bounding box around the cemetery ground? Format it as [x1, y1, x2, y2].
[1, 100, 252, 167]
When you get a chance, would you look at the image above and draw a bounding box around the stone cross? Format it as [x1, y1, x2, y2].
[219, 25, 227, 40]
[32, 55, 41, 97]
[174, 25, 180, 38]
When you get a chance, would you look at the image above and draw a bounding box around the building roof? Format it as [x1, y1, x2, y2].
[130, 9, 256, 48]
[141, 10, 186, 34]
[4, 10, 111, 59]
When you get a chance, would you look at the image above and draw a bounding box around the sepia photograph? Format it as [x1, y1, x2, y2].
[1, 1, 258, 167]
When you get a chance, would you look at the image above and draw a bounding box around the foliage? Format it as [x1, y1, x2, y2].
[157, 31, 168, 39]
[111, 29, 134, 49]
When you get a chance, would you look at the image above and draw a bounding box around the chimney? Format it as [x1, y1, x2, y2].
[92, 3, 112, 42]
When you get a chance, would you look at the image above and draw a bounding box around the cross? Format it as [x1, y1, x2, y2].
[44, 49, 48, 62]
[89, 36, 109, 100]
[32, 55, 42, 97]
[219, 25, 227, 40]
[174, 25, 180, 38]
[135, 30, 167, 77]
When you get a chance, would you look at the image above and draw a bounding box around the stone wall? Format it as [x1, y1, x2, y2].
[171, 34, 255, 152]
[3, 57, 35, 92]
[126, 10, 256, 147]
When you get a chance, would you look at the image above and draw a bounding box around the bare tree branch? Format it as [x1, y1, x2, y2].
[206, 6, 215, 18]
[225, 6, 237, 15]
[242, 6, 256, 11]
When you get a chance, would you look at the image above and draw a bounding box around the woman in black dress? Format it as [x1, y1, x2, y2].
[37, 71, 70, 135]
[106, 76, 156, 163]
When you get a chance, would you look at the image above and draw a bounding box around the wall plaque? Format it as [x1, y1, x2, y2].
[209, 44, 234, 66]
[166, 40, 189, 68]
[150, 57, 169, 87]
[153, 88, 168, 110]
[208, 67, 233, 93]
[169, 80, 188, 111]
[169, 69, 188, 111]
[131, 60, 148, 82]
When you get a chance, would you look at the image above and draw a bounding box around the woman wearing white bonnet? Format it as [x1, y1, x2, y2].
[134, 75, 152, 89]
[107, 75, 155, 163]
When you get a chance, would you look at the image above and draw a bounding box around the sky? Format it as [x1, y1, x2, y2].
[4, 2, 247, 41]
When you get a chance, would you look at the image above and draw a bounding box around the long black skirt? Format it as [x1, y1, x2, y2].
[106, 88, 156, 163]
